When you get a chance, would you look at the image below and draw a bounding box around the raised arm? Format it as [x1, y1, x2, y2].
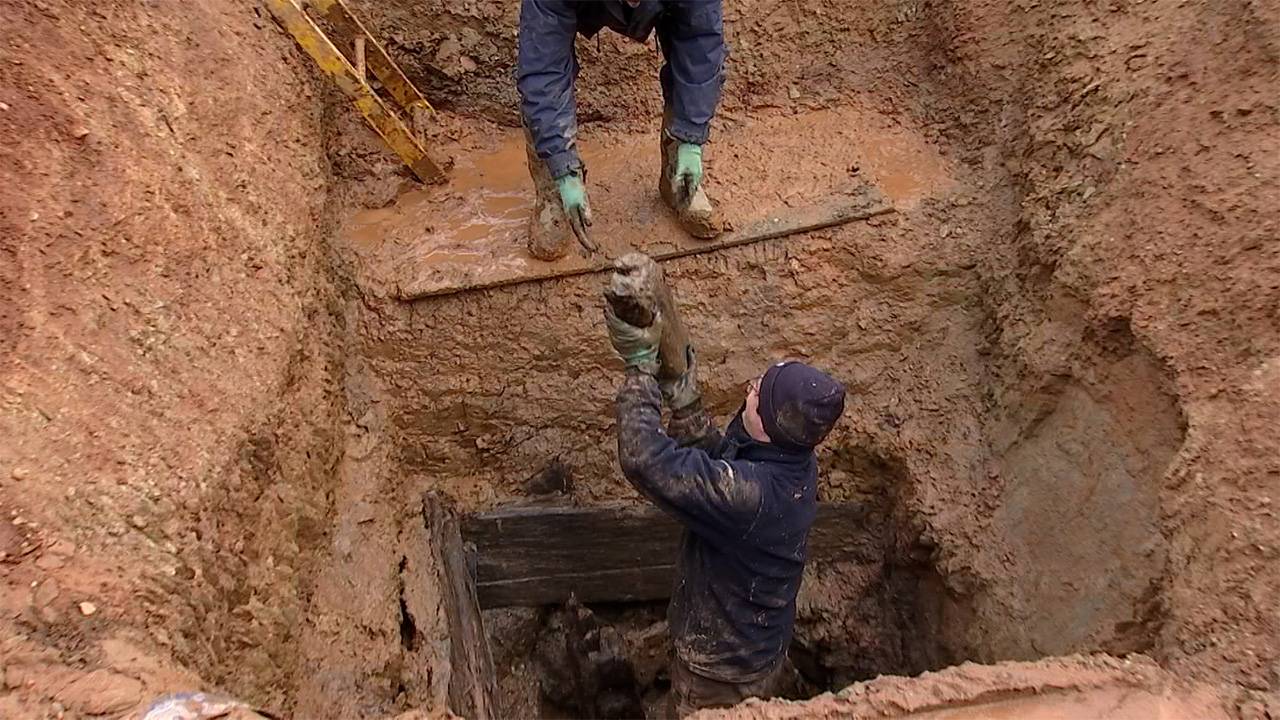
[662, 345, 722, 454]
[616, 371, 761, 537]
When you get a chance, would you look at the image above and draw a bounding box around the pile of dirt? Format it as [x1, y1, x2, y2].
[698, 654, 1232, 719]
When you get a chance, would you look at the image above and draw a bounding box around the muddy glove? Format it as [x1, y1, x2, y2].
[557, 172, 593, 248]
[660, 344, 702, 411]
[605, 305, 663, 375]
[674, 142, 704, 203]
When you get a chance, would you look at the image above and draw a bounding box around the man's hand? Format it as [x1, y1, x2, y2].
[557, 173, 593, 248]
[674, 142, 704, 204]
[605, 305, 663, 375]
[660, 344, 701, 411]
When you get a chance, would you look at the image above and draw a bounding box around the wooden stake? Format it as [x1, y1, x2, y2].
[424, 494, 497, 719]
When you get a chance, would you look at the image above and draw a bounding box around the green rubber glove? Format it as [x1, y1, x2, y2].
[557, 173, 593, 246]
[660, 344, 702, 411]
[674, 142, 704, 201]
[604, 305, 663, 375]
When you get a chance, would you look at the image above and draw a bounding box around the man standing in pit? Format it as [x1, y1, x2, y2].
[517, 0, 726, 260]
[602, 302, 847, 716]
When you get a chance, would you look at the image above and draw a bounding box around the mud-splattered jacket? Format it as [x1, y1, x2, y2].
[615, 370, 817, 683]
[517, 0, 726, 179]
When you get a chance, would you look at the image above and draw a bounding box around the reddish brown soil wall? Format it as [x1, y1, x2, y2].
[1, 0, 348, 716]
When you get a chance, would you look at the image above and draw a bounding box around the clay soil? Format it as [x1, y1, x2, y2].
[700, 654, 1232, 720]
[2, 0, 1278, 719]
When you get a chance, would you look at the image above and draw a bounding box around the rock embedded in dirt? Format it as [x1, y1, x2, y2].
[0, 519, 23, 562]
[31, 578, 63, 624]
[140, 691, 274, 720]
[624, 620, 670, 688]
[54, 669, 144, 716]
[34, 538, 74, 571]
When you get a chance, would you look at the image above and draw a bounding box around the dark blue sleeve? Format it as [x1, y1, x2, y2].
[616, 371, 762, 540]
[658, 0, 726, 144]
[517, 0, 583, 179]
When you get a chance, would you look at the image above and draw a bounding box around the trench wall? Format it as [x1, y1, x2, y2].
[0, 0, 353, 714]
[941, 0, 1279, 689]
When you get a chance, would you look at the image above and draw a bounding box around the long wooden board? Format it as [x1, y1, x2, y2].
[461, 502, 877, 608]
[424, 494, 497, 719]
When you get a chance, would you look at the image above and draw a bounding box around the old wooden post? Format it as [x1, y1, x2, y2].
[424, 493, 497, 719]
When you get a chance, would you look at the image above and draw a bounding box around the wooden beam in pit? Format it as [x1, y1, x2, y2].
[461, 502, 878, 609]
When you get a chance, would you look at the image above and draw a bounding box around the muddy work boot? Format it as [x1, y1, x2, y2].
[659, 130, 723, 239]
[524, 129, 594, 260]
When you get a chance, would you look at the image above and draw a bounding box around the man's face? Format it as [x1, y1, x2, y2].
[744, 375, 772, 443]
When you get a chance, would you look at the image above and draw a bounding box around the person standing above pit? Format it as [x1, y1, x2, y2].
[517, 0, 726, 259]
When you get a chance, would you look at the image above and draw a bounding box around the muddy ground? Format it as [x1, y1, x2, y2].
[1, 0, 1278, 719]
[702, 654, 1234, 720]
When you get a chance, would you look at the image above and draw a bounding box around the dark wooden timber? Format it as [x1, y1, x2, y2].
[461, 501, 877, 608]
[424, 494, 497, 719]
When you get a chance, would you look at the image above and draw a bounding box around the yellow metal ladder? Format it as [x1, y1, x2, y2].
[266, 0, 447, 184]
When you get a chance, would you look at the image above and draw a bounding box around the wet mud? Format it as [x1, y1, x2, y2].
[341, 102, 949, 298]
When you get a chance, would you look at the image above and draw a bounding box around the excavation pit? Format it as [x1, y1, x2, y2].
[2, 0, 1272, 718]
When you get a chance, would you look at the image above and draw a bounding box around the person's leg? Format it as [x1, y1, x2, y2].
[653, 19, 720, 239]
[521, 25, 583, 261]
[654, 20, 681, 204]
[734, 661, 786, 704]
[522, 121, 576, 260]
[671, 659, 733, 718]
[670, 658, 784, 718]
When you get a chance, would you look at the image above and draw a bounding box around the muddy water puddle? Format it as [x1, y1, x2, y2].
[346, 136, 533, 268]
[344, 134, 667, 273]
[858, 127, 945, 204]
[341, 104, 952, 296]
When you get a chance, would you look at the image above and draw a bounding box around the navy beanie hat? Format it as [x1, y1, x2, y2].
[757, 361, 846, 452]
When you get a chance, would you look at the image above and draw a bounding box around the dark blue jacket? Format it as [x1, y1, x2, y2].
[615, 371, 817, 682]
[517, 0, 726, 179]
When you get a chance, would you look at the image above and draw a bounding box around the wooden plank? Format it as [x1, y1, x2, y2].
[463, 504, 682, 583]
[424, 494, 497, 719]
[393, 186, 893, 300]
[461, 501, 877, 608]
[474, 566, 677, 607]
